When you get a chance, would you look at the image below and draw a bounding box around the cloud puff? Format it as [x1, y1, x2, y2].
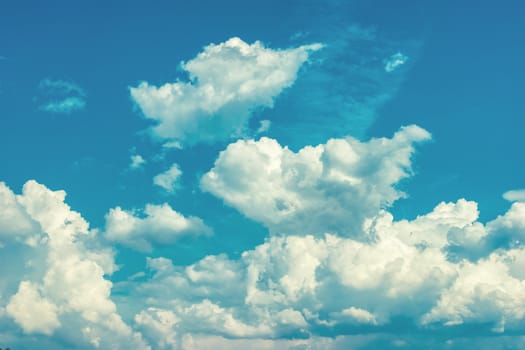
[36, 79, 87, 114]
[130, 154, 146, 169]
[256, 119, 271, 134]
[384, 52, 408, 72]
[104, 203, 212, 252]
[201, 125, 431, 237]
[153, 164, 182, 193]
[130, 37, 322, 147]
[503, 189, 525, 202]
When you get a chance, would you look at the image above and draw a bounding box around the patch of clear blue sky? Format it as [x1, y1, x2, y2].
[1, 0, 524, 275]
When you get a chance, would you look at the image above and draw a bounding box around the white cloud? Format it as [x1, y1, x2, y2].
[503, 189, 525, 202]
[332, 307, 378, 325]
[384, 52, 408, 72]
[104, 203, 212, 252]
[486, 202, 525, 250]
[445, 202, 525, 259]
[130, 37, 322, 147]
[36, 79, 86, 114]
[130, 154, 146, 169]
[201, 125, 431, 237]
[153, 164, 182, 193]
[388, 198, 480, 250]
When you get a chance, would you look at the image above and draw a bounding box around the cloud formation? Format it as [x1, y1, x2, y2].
[201, 125, 431, 237]
[127, 198, 525, 347]
[36, 79, 87, 114]
[130, 37, 322, 147]
[1, 125, 525, 348]
[104, 203, 212, 252]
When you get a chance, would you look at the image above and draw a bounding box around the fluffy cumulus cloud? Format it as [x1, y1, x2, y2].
[104, 203, 212, 252]
[0, 181, 149, 349]
[201, 125, 431, 237]
[36, 79, 87, 114]
[130, 37, 322, 147]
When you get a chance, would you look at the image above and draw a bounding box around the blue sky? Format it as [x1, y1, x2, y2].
[1, 1, 525, 349]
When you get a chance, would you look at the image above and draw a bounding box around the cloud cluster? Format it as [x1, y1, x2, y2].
[0, 181, 148, 349]
[201, 125, 431, 237]
[121, 125, 525, 348]
[127, 199, 525, 348]
[130, 37, 322, 147]
[1, 123, 525, 348]
[36, 79, 87, 114]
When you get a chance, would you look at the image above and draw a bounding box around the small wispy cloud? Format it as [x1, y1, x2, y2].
[153, 164, 182, 194]
[503, 189, 525, 202]
[36, 79, 86, 114]
[129, 154, 146, 170]
[256, 120, 271, 134]
[384, 52, 408, 72]
[39, 96, 86, 113]
[39, 79, 85, 95]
